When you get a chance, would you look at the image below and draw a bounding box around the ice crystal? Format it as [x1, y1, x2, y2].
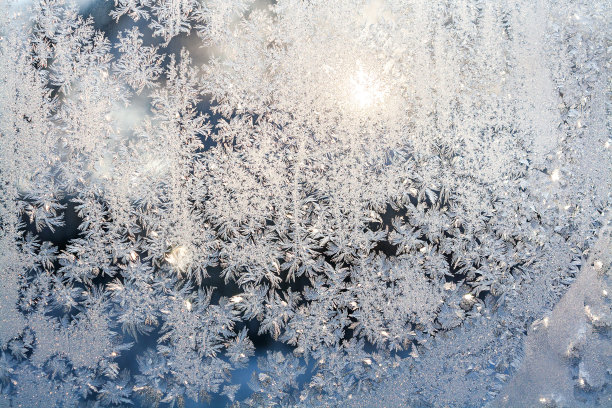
[0, 0, 610, 407]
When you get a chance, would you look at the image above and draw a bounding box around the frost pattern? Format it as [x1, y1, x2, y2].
[0, 0, 610, 407]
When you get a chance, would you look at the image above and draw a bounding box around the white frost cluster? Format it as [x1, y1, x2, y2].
[0, 0, 610, 407]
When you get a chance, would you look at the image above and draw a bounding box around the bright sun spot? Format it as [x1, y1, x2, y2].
[349, 67, 386, 109]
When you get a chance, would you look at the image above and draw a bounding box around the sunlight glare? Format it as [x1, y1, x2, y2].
[349, 67, 386, 109]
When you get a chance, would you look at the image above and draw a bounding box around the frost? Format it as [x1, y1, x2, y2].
[0, 0, 610, 406]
